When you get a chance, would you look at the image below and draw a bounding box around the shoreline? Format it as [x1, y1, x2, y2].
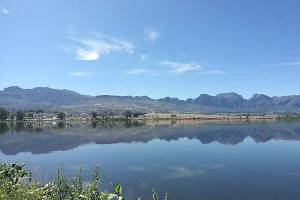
[3, 112, 300, 123]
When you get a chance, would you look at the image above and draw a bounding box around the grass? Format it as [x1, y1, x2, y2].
[0, 162, 168, 200]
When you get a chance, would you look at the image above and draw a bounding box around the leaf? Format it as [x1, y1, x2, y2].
[101, 191, 109, 198]
[107, 193, 118, 200]
[152, 188, 158, 200]
[79, 194, 89, 199]
[165, 192, 169, 200]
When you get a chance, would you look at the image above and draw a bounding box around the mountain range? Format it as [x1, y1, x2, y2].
[1, 86, 300, 113]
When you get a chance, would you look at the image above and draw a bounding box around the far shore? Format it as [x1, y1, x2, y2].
[4, 112, 299, 123]
[144, 113, 277, 120]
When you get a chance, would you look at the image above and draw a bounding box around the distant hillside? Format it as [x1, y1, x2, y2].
[1, 86, 300, 113]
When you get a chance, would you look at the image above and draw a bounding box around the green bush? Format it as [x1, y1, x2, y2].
[0, 162, 168, 200]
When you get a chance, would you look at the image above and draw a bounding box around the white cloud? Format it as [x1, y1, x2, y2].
[69, 72, 95, 76]
[145, 28, 160, 42]
[0, 5, 9, 14]
[75, 48, 100, 60]
[159, 61, 202, 74]
[138, 54, 149, 63]
[260, 62, 300, 67]
[64, 32, 134, 60]
[126, 69, 152, 75]
[198, 70, 225, 75]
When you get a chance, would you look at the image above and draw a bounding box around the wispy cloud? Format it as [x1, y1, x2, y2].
[138, 54, 149, 63]
[145, 28, 160, 42]
[126, 69, 152, 75]
[198, 70, 225, 75]
[159, 61, 202, 74]
[0, 5, 9, 14]
[63, 32, 134, 60]
[260, 62, 300, 67]
[69, 72, 95, 76]
[127, 60, 224, 76]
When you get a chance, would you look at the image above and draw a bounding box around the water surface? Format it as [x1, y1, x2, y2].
[1, 121, 300, 200]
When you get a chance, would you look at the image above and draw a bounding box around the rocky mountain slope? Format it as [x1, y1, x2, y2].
[1, 86, 300, 113]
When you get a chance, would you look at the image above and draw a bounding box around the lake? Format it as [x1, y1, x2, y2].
[1, 120, 300, 199]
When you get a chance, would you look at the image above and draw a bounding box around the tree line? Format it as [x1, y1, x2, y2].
[0, 106, 146, 122]
[0, 107, 45, 122]
[90, 110, 145, 120]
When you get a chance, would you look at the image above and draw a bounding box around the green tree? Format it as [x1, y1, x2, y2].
[56, 112, 66, 121]
[36, 109, 44, 120]
[16, 110, 26, 121]
[171, 114, 177, 118]
[133, 112, 142, 118]
[9, 112, 15, 120]
[92, 111, 98, 120]
[36, 109, 44, 114]
[123, 110, 132, 119]
[26, 110, 34, 119]
[109, 112, 115, 116]
[0, 107, 9, 122]
[245, 113, 251, 119]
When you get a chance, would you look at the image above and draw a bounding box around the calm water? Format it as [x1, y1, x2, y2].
[1, 121, 300, 199]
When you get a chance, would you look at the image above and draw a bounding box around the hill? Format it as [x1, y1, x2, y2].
[1, 86, 300, 113]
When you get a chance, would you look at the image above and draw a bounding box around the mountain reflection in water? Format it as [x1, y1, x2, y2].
[1, 120, 300, 155]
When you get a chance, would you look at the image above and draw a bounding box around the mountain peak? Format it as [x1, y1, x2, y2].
[251, 94, 272, 100]
[4, 86, 23, 92]
[216, 92, 244, 98]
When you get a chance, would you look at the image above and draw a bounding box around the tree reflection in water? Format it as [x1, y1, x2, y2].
[1, 121, 300, 155]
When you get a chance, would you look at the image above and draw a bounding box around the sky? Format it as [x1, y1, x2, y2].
[1, 0, 300, 100]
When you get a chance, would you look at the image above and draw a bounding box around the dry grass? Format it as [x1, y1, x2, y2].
[145, 113, 277, 120]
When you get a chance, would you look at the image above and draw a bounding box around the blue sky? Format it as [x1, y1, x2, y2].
[1, 0, 300, 99]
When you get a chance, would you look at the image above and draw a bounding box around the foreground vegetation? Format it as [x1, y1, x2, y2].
[0, 163, 168, 200]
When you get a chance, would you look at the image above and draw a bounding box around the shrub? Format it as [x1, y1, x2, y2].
[0, 162, 168, 200]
